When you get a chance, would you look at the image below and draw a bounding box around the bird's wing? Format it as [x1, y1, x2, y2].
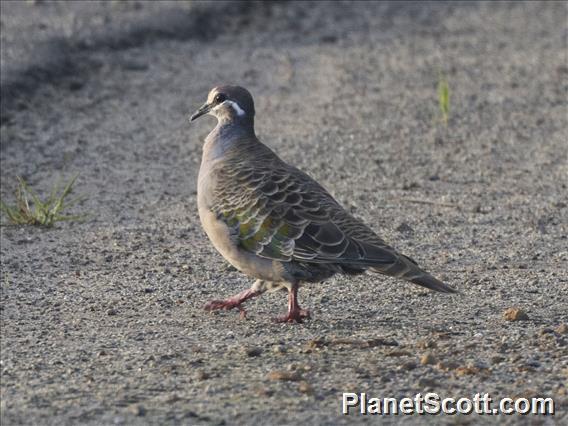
[213, 159, 397, 265]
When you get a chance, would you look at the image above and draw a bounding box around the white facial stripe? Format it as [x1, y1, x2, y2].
[226, 100, 245, 116]
[209, 100, 246, 117]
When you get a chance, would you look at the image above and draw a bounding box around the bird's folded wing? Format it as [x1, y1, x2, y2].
[214, 165, 397, 265]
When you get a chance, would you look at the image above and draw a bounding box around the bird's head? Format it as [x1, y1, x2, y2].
[190, 85, 255, 126]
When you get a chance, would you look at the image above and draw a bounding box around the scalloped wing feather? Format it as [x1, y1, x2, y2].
[213, 149, 399, 266]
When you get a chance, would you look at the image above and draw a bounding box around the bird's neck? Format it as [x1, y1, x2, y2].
[203, 121, 257, 162]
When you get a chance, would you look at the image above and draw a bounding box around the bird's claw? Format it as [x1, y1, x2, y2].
[204, 299, 237, 311]
[203, 288, 260, 318]
[204, 299, 247, 316]
[273, 308, 310, 324]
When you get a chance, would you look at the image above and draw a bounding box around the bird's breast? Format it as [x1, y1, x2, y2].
[197, 160, 286, 283]
[198, 205, 286, 282]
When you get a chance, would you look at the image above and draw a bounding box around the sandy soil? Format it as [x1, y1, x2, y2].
[1, 1, 567, 425]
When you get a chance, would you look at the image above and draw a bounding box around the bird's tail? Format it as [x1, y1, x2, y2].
[406, 271, 457, 293]
[370, 255, 457, 293]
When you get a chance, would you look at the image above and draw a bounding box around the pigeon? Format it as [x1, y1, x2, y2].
[190, 85, 456, 323]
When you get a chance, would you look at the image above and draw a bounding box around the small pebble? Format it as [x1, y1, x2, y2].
[298, 381, 313, 394]
[526, 359, 541, 368]
[266, 371, 301, 381]
[254, 386, 273, 397]
[420, 353, 438, 365]
[503, 307, 529, 321]
[396, 222, 414, 234]
[386, 350, 412, 357]
[400, 361, 417, 371]
[246, 347, 262, 357]
[195, 370, 209, 381]
[272, 345, 287, 354]
[128, 404, 146, 416]
[490, 355, 505, 364]
[454, 366, 479, 376]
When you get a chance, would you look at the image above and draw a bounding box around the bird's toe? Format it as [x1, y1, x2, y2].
[273, 308, 310, 324]
[204, 299, 239, 311]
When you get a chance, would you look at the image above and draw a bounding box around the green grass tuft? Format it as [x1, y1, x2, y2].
[437, 73, 450, 127]
[0, 175, 87, 227]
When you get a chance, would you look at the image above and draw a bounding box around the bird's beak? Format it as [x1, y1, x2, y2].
[189, 102, 212, 122]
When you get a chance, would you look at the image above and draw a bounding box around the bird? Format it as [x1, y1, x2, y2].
[190, 85, 456, 323]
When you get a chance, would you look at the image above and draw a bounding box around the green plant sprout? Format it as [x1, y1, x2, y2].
[0, 175, 87, 227]
[437, 73, 450, 127]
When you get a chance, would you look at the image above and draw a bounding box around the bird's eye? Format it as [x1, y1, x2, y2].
[214, 93, 227, 104]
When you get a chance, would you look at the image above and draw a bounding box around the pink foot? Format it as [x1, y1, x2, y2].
[204, 288, 260, 318]
[274, 308, 311, 324]
[204, 299, 243, 311]
[273, 284, 310, 323]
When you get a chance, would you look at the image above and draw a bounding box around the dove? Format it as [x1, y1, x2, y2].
[190, 85, 456, 323]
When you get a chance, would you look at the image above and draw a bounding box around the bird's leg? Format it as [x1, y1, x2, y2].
[204, 280, 270, 318]
[274, 283, 310, 323]
[204, 287, 260, 319]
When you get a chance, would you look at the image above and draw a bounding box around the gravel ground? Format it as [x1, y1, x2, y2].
[1, 1, 567, 425]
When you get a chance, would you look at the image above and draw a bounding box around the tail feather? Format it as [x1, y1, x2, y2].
[408, 272, 457, 293]
[368, 255, 457, 293]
